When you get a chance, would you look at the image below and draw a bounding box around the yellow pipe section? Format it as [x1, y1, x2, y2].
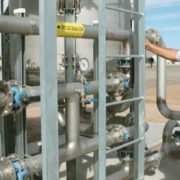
[57, 22, 85, 38]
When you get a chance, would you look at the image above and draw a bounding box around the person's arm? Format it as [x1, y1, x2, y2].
[145, 39, 180, 62]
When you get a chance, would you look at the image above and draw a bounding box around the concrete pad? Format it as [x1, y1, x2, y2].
[145, 122, 165, 149]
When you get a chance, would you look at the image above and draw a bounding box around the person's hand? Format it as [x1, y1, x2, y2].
[145, 39, 152, 50]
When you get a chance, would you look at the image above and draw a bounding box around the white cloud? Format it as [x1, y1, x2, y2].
[145, 0, 180, 8]
[147, 12, 180, 21]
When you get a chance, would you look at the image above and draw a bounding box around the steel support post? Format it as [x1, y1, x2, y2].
[0, 1, 15, 156]
[93, 39, 99, 180]
[39, 0, 59, 179]
[133, 1, 145, 179]
[13, 5, 27, 156]
[0, 0, 5, 156]
[98, 0, 106, 179]
[64, 8, 77, 180]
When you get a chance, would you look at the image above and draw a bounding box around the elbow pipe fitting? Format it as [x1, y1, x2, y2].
[157, 55, 180, 120]
[157, 98, 180, 120]
[161, 120, 180, 158]
[146, 29, 180, 120]
[162, 120, 180, 144]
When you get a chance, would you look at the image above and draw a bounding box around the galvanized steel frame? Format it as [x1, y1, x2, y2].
[98, 0, 106, 179]
[39, 0, 59, 179]
[133, 1, 145, 179]
[97, 0, 145, 179]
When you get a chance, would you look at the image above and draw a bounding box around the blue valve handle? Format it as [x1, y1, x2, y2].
[123, 132, 129, 142]
[84, 83, 90, 93]
[86, 98, 98, 103]
[12, 161, 30, 180]
[123, 79, 129, 89]
[11, 86, 28, 109]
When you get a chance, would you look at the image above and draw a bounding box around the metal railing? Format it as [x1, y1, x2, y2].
[97, 0, 145, 179]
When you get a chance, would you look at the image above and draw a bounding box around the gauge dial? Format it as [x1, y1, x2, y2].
[79, 58, 89, 72]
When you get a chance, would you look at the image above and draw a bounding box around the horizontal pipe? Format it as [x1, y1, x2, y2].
[24, 79, 123, 101]
[0, 15, 132, 41]
[23, 129, 127, 175]
[0, 79, 124, 116]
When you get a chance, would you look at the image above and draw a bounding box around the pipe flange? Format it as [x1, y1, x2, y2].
[107, 124, 129, 143]
[0, 81, 13, 116]
[0, 157, 16, 180]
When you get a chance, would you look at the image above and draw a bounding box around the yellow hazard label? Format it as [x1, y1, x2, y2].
[57, 22, 85, 38]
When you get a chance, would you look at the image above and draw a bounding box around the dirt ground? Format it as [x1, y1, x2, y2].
[27, 65, 180, 142]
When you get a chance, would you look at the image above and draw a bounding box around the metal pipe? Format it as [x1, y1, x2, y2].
[66, 93, 80, 149]
[146, 29, 180, 120]
[161, 120, 180, 157]
[24, 79, 123, 100]
[0, 80, 124, 116]
[64, 7, 78, 179]
[157, 56, 180, 120]
[58, 112, 65, 127]
[22, 129, 128, 175]
[0, 92, 7, 108]
[0, 15, 133, 41]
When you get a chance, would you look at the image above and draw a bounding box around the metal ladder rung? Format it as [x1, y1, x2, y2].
[106, 6, 144, 16]
[106, 55, 144, 61]
[106, 137, 144, 154]
[106, 96, 144, 107]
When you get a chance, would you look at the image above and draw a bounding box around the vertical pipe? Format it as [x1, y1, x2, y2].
[98, 0, 106, 179]
[157, 56, 166, 101]
[66, 93, 80, 147]
[133, 0, 145, 179]
[39, 0, 59, 179]
[65, 11, 76, 83]
[13, 6, 27, 156]
[64, 7, 78, 180]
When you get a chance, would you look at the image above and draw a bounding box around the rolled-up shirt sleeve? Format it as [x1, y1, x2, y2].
[176, 51, 180, 61]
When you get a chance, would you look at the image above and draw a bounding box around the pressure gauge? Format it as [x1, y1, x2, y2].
[79, 58, 89, 72]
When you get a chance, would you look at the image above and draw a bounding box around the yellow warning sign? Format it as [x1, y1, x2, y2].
[57, 22, 85, 38]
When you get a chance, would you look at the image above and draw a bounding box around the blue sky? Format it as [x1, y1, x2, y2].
[145, 0, 180, 49]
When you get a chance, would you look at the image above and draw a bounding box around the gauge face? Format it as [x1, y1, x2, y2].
[79, 58, 89, 72]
